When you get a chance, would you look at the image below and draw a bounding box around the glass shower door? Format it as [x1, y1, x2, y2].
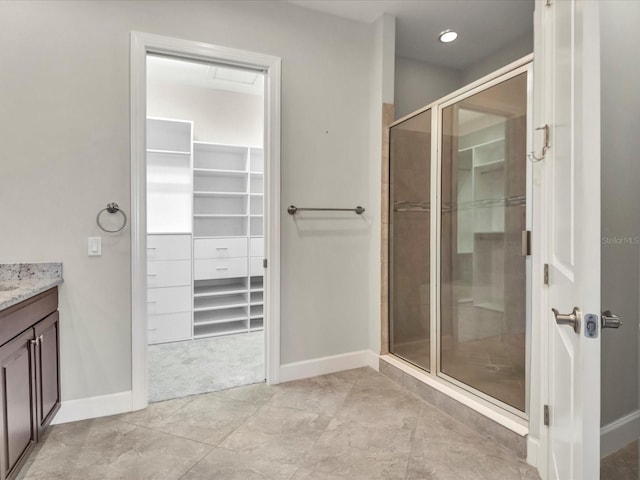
[440, 72, 528, 412]
[389, 109, 432, 371]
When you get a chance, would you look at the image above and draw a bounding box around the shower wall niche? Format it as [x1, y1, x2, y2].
[388, 65, 530, 414]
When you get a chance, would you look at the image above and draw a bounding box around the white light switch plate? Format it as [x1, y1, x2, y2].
[88, 236, 102, 256]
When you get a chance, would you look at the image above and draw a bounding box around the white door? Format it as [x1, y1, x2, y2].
[537, 0, 602, 478]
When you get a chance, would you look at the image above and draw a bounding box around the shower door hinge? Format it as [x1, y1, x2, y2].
[522, 230, 532, 256]
[544, 264, 549, 285]
[545, 0, 551, 6]
[263, 259, 268, 268]
[544, 405, 550, 426]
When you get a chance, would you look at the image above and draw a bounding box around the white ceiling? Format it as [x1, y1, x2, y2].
[286, 0, 534, 70]
[147, 55, 265, 96]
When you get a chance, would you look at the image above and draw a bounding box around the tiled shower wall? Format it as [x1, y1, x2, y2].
[380, 103, 394, 355]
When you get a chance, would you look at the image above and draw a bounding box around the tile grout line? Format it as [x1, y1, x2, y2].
[403, 404, 423, 480]
[115, 395, 195, 432]
[115, 386, 284, 479]
[176, 445, 217, 480]
[383, 369, 539, 477]
[115, 419, 220, 449]
[213, 393, 276, 449]
[117, 384, 275, 444]
[119, 390, 275, 479]
[287, 367, 371, 479]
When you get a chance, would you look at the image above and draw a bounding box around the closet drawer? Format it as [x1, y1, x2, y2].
[147, 234, 191, 261]
[194, 238, 247, 259]
[147, 286, 191, 315]
[194, 258, 247, 280]
[148, 312, 191, 345]
[147, 260, 191, 288]
[250, 257, 264, 277]
[250, 237, 264, 258]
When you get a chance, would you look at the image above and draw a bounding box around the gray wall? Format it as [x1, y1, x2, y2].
[0, 0, 376, 401]
[394, 56, 460, 119]
[394, 32, 533, 121]
[460, 33, 533, 86]
[600, 0, 640, 426]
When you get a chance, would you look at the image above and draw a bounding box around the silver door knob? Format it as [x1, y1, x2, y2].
[552, 307, 581, 334]
[601, 310, 622, 329]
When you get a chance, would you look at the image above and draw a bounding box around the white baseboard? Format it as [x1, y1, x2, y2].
[53, 351, 381, 424]
[527, 436, 540, 470]
[279, 349, 379, 383]
[601, 408, 640, 458]
[51, 391, 133, 425]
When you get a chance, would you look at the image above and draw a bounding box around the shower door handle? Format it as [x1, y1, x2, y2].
[552, 307, 581, 334]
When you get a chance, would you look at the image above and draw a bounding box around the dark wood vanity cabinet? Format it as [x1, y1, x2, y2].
[0, 329, 37, 480]
[33, 311, 60, 437]
[0, 288, 60, 480]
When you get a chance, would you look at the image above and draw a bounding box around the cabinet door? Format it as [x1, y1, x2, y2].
[0, 329, 36, 480]
[194, 238, 247, 259]
[34, 312, 60, 436]
[194, 258, 248, 280]
[148, 312, 192, 345]
[147, 260, 191, 288]
[147, 286, 191, 315]
[147, 234, 191, 261]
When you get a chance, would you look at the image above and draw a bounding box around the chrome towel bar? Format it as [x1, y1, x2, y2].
[287, 205, 365, 215]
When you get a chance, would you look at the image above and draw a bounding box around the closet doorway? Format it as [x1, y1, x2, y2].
[145, 55, 267, 402]
[130, 33, 281, 409]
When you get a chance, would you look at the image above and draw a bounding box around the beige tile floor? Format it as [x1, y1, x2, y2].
[18, 368, 540, 480]
[601, 440, 639, 480]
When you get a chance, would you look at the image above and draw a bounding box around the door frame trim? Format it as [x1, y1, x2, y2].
[130, 31, 281, 410]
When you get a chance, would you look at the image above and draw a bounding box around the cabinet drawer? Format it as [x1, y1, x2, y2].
[194, 238, 247, 259]
[147, 234, 191, 261]
[147, 260, 191, 288]
[250, 237, 264, 258]
[250, 257, 264, 277]
[148, 312, 192, 345]
[194, 258, 247, 280]
[147, 286, 191, 315]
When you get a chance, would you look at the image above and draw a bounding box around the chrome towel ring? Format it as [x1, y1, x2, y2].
[97, 203, 127, 233]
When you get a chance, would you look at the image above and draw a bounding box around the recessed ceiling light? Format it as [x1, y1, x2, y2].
[439, 30, 458, 43]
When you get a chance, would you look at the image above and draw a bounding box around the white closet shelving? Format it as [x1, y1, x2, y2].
[457, 126, 506, 313]
[146, 117, 265, 344]
[146, 118, 194, 345]
[192, 142, 264, 339]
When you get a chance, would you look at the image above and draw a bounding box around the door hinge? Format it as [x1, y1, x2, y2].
[263, 259, 268, 268]
[522, 230, 532, 256]
[544, 405, 550, 426]
[545, 0, 551, 6]
[544, 264, 549, 285]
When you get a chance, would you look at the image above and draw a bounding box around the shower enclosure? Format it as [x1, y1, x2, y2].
[389, 62, 530, 415]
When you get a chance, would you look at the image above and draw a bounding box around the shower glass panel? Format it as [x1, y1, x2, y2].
[440, 73, 527, 411]
[389, 109, 431, 371]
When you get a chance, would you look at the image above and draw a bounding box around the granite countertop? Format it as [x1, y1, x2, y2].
[0, 263, 64, 311]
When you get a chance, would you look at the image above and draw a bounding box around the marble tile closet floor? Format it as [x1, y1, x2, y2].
[148, 331, 265, 403]
[18, 368, 540, 480]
